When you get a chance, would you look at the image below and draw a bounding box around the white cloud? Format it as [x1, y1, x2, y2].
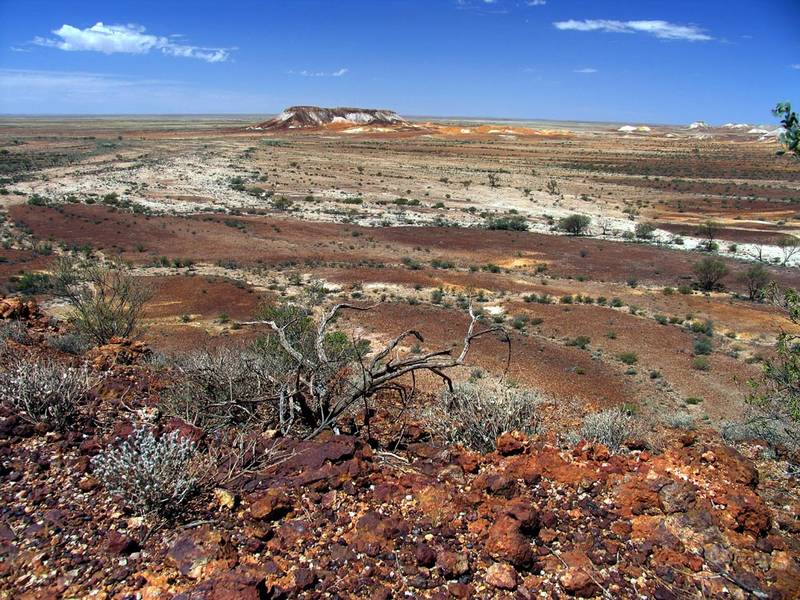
[527, 0, 546, 5]
[573, 68, 597, 74]
[290, 68, 349, 77]
[792, 64, 800, 70]
[554, 19, 712, 41]
[32, 22, 232, 62]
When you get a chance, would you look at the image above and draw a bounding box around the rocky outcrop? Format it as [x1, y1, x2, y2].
[0, 296, 39, 320]
[250, 106, 407, 131]
[86, 337, 150, 369]
[1, 324, 798, 599]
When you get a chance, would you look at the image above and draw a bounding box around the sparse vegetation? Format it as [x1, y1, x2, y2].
[51, 257, 152, 345]
[738, 263, 771, 302]
[558, 214, 591, 236]
[485, 214, 528, 231]
[92, 427, 203, 516]
[692, 257, 728, 292]
[0, 359, 92, 431]
[579, 406, 640, 451]
[424, 378, 541, 453]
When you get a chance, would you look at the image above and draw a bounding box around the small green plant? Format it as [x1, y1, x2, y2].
[634, 222, 656, 240]
[579, 407, 640, 452]
[693, 337, 712, 355]
[618, 352, 638, 365]
[773, 102, 799, 158]
[567, 336, 590, 350]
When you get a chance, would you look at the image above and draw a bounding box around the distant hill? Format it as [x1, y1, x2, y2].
[250, 106, 407, 130]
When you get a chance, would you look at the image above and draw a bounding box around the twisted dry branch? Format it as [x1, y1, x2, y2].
[240, 304, 509, 438]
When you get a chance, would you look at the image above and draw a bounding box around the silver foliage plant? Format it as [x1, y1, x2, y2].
[0, 359, 91, 430]
[92, 426, 199, 516]
[424, 378, 542, 453]
[580, 406, 641, 451]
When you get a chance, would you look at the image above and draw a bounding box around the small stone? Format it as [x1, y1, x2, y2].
[78, 476, 100, 492]
[700, 451, 716, 463]
[293, 567, 316, 590]
[437, 551, 470, 578]
[249, 489, 291, 521]
[214, 488, 237, 510]
[415, 542, 437, 567]
[485, 562, 517, 590]
[104, 531, 138, 556]
[559, 568, 598, 598]
[496, 431, 526, 456]
[485, 515, 534, 567]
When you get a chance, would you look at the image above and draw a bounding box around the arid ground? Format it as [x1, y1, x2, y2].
[2, 115, 799, 429]
[1, 115, 799, 598]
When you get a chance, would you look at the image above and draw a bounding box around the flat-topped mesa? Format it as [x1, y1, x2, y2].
[250, 106, 407, 130]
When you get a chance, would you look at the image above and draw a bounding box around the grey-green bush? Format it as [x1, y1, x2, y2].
[423, 378, 542, 453]
[92, 427, 201, 516]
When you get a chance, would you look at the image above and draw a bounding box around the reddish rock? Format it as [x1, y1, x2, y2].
[473, 471, 517, 497]
[658, 481, 697, 514]
[714, 445, 759, 487]
[438, 463, 466, 484]
[559, 567, 599, 598]
[415, 542, 437, 567]
[248, 489, 291, 521]
[496, 431, 526, 456]
[87, 338, 150, 369]
[104, 531, 138, 556]
[348, 511, 406, 557]
[485, 515, 534, 567]
[293, 567, 317, 591]
[0, 297, 38, 320]
[167, 527, 237, 579]
[720, 492, 771, 536]
[284, 435, 357, 470]
[501, 498, 538, 531]
[164, 417, 205, 444]
[78, 476, 99, 492]
[454, 449, 481, 474]
[206, 568, 267, 600]
[485, 562, 517, 590]
[447, 582, 473, 598]
[437, 551, 470, 578]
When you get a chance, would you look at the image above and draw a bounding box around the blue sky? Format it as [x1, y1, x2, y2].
[0, 0, 798, 123]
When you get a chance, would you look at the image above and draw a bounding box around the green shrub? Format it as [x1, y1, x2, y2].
[485, 215, 528, 231]
[693, 337, 712, 355]
[567, 336, 590, 350]
[692, 257, 729, 291]
[558, 214, 591, 236]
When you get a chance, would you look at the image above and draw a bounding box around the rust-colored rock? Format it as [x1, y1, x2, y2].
[0, 296, 39, 320]
[437, 550, 470, 579]
[248, 489, 291, 521]
[485, 515, 534, 567]
[496, 431, 526, 456]
[87, 338, 150, 369]
[485, 562, 518, 590]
